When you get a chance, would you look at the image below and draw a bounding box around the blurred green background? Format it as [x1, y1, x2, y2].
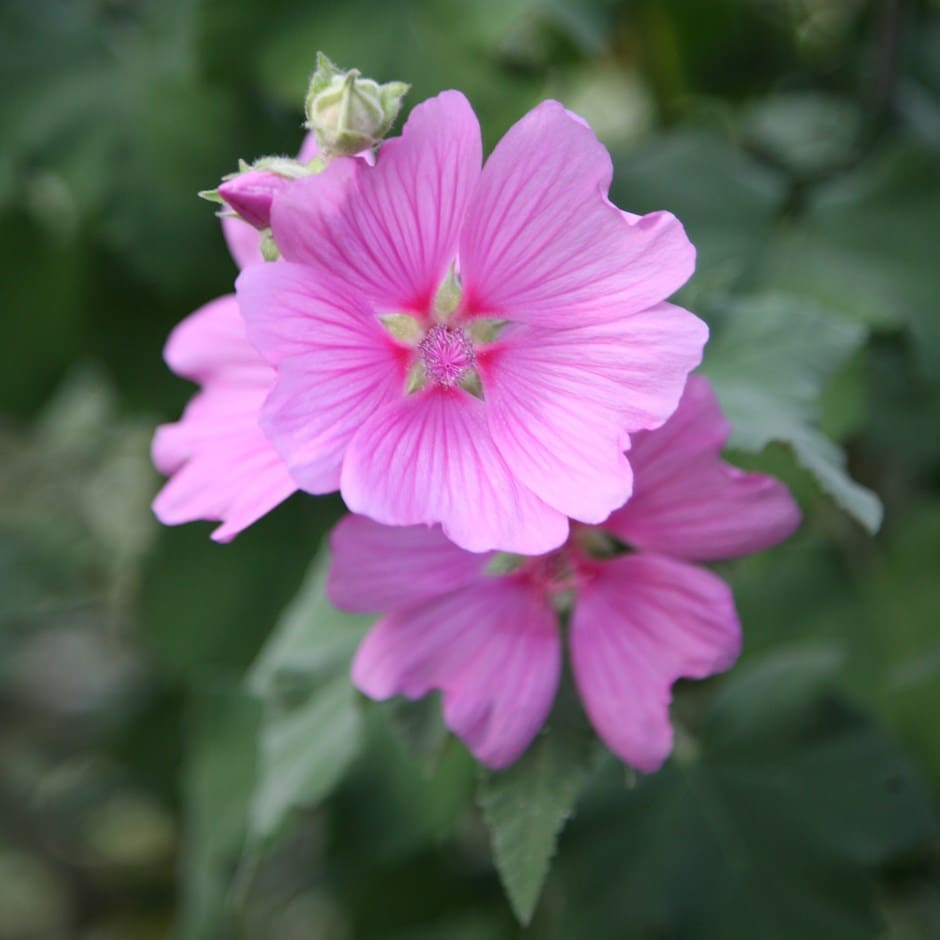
[1, 0, 939, 937]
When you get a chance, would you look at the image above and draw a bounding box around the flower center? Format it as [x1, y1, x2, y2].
[418, 324, 475, 387]
[529, 549, 580, 594]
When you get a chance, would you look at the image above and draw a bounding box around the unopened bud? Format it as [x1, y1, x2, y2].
[304, 52, 409, 158]
[217, 170, 290, 230]
[210, 155, 321, 231]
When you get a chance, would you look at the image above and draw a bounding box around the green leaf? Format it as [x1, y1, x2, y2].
[558, 649, 938, 939]
[702, 293, 882, 532]
[728, 504, 940, 789]
[846, 505, 940, 785]
[180, 684, 260, 940]
[758, 143, 940, 373]
[247, 544, 372, 843]
[703, 644, 845, 747]
[741, 92, 863, 179]
[330, 705, 477, 867]
[611, 130, 786, 302]
[478, 690, 598, 925]
[142, 503, 328, 682]
[384, 693, 451, 765]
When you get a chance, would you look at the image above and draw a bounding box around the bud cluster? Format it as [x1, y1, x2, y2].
[201, 52, 409, 252]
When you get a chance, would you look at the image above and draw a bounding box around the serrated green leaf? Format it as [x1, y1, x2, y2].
[478, 692, 597, 925]
[702, 293, 882, 532]
[558, 649, 938, 939]
[247, 544, 372, 843]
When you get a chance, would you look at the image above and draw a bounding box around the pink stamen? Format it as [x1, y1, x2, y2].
[419, 324, 476, 387]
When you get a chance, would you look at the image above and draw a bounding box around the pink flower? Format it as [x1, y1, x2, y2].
[238, 91, 708, 554]
[151, 295, 299, 541]
[327, 378, 801, 771]
[151, 135, 319, 540]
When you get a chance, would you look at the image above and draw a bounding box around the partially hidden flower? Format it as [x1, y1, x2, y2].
[218, 166, 300, 232]
[238, 91, 708, 555]
[150, 135, 320, 540]
[327, 377, 801, 771]
[151, 295, 299, 542]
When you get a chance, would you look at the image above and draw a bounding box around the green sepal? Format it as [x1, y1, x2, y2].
[379, 313, 423, 344]
[197, 188, 224, 204]
[259, 230, 280, 262]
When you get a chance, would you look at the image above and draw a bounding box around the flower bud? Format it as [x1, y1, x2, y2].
[217, 169, 290, 231]
[210, 155, 321, 231]
[304, 52, 409, 158]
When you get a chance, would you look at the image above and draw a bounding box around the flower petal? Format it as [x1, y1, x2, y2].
[575, 302, 709, 431]
[459, 100, 695, 326]
[352, 577, 561, 768]
[604, 377, 801, 560]
[296, 130, 319, 164]
[341, 387, 569, 554]
[163, 295, 269, 385]
[482, 338, 632, 522]
[327, 515, 490, 613]
[570, 554, 741, 773]
[153, 295, 297, 541]
[270, 91, 482, 313]
[152, 384, 297, 542]
[222, 215, 263, 270]
[237, 262, 407, 493]
[480, 303, 706, 522]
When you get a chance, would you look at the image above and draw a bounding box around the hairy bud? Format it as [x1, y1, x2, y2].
[304, 52, 409, 158]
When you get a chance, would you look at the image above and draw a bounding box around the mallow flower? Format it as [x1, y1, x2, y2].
[150, 294, 299, 542]
[150, 134, 320, 540]
[327, 377, 801, 771]
[238, 91, 708, 554]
